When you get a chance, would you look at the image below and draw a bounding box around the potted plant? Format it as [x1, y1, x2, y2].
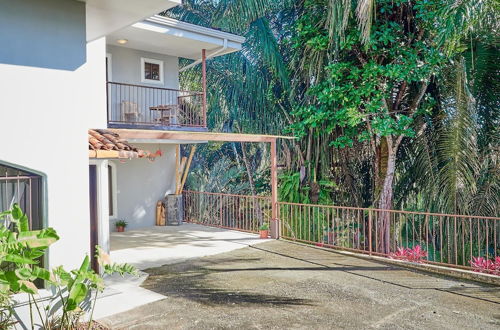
[115, 219, 128, 232]
[259, 222, 269, 239]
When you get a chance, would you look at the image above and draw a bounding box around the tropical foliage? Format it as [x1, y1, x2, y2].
[168, 0, 499, 219]
[0, 204, 136, 329]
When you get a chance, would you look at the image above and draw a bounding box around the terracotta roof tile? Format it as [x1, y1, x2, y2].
[88, 129, 143, 158]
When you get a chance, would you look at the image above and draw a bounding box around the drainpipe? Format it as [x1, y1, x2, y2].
[179, 38, 228, 72]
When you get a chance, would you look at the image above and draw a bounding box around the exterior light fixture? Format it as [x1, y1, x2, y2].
[116, 39, 128, 45]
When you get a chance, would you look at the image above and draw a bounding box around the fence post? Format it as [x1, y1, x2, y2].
[270, 139, 279, 239]
[219, 195, 223, 227]
[368, 209, 372, 256]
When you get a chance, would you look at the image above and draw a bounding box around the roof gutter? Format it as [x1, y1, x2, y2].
[179, 38, 228, 72]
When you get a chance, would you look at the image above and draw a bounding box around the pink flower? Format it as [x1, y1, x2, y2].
[389, 245, 427, 263]
[470, 256, 500, 275]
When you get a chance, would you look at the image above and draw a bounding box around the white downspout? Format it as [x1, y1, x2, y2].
[179, 38, 228, 72]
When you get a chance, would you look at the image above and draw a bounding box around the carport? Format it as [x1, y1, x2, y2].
[107, 129, 293, 269]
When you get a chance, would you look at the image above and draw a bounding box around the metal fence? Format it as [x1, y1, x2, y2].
[183, 190, 272, 233]
[279, 202, 500, 270]
[107, 82, 205, 128]
[182, 190, 499, 273]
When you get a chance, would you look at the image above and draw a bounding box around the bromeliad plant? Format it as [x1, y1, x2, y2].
[470, 257, 500, 276]
[389, 245, 428, 263]
[0, 204, 137, 329]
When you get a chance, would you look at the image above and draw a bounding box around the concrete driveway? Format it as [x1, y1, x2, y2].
[90, 224, 265, 320]
[101, 240, 500, 329]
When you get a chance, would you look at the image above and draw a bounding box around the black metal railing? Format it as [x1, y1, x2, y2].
[107, 82, 206, 129]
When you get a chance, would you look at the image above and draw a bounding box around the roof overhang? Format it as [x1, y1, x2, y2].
[89, 129, 144, 159]
[110, 129, 295, 144]
[106, 15, 245, 59]
[83, 0, 181, 42]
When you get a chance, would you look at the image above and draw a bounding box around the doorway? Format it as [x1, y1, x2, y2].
[89, 165, 99, 272]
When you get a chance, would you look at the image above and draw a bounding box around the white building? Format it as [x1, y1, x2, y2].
[0, 0, 252, 271]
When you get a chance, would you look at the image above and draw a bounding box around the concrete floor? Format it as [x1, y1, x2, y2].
[110, 223, 265, 270]
[90, 224, 266, 320]
[101, 240, 500, 330]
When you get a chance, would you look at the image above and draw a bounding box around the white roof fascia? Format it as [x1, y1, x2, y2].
[146, 15, 246, 44]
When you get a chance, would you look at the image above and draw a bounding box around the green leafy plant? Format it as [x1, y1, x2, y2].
[259, 223, 269, 231]
[0, 204, 59, 327]
[114, 220, 128, 228]
[0, 204, 137, 329]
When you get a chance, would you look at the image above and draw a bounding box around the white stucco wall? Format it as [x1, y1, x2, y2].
[106, 45, 179, 89]
[110, 143, 177, 231]
[0, 38, 107, 270]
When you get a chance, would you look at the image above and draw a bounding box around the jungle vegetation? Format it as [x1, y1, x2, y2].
[167, 0, 499, 222]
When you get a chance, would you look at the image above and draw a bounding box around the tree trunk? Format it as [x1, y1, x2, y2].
[377, 137, 397, 254]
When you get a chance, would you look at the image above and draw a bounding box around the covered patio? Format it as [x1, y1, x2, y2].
[110, 223, 266, 270]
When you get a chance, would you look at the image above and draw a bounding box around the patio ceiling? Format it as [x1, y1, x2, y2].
[106, 15, 245, 60]
[84, 0, 181, 42]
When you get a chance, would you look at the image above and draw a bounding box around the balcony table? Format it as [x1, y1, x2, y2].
[149, 104, 180, 126]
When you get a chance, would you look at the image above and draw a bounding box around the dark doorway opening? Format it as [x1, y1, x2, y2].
[89, 165, 99, 272]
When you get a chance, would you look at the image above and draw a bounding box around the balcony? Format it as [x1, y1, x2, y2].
[107, 82, 207, 131]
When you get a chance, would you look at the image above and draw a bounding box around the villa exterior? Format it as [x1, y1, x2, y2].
[0, 0, 257, 271]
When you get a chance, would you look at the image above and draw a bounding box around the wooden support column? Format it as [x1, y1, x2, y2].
[201, 49, 207, 127]
[270, 139, 279, 239]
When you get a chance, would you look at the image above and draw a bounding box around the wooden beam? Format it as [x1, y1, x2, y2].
[202, 49, 207, 127]
[179, 145, 197, 194]
[112, 129, 293, 143]
[270, 139, 279, 239]
[88, 150, 121, 159]
[175, 144, 180, 194]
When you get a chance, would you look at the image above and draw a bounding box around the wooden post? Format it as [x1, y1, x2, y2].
[175, 144, 180, 193]
[270, 139, 279, 239]
[201, 49, 207, 127]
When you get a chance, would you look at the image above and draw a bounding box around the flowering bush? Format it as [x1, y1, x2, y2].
[470, 257, 500, 276]
[389, 245, 428, 263]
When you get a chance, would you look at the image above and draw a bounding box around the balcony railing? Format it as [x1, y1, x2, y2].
[107, 82, 206, 129]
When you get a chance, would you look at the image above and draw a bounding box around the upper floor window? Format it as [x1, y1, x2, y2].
[141, 57, 163, 84]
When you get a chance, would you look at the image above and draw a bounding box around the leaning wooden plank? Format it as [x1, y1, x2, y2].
[179, 145, 197, 194]
[176, 157, 187, 194]
[155, 201, 162, 226]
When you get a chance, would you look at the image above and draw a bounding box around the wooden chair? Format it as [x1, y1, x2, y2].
[121, 101, 140, 122]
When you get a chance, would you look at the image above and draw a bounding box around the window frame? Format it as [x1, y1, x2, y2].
[140, 57, 164, 84]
